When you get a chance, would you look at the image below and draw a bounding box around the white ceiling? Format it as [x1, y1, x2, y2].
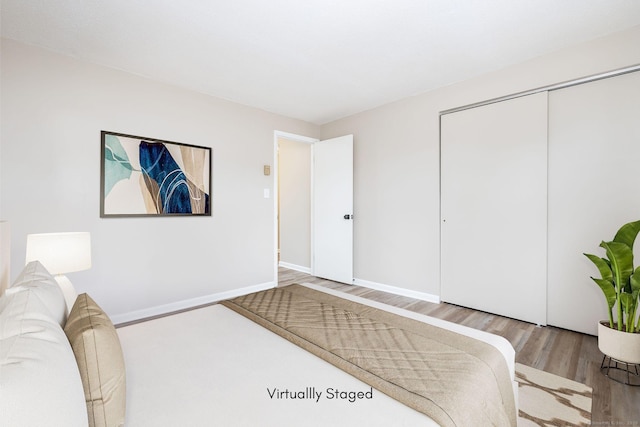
[2, 0, 640, 124]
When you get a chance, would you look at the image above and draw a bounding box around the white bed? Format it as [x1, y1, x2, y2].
[117, 283, 517, 427]
[0, 252, 516, 426]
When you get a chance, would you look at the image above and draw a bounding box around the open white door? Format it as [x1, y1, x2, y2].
[313, 135, 353, 284]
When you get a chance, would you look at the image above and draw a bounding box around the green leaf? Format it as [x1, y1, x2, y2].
[584, 253, 613, 281]
[592, 277, 616, 328]
[631, 267, 640, 294]
[621, 293, 634, 312]
[613, 220, 640, 249]
[591, 277, 617, 310]
[620, 293, 637, 332]
[631, 268, 640, 332]
[600, 241, 634, 291]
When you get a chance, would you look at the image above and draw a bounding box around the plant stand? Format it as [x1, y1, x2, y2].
[600, 355, 640, 386]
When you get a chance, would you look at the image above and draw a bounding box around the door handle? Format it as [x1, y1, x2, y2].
[343, 214, 353, 220]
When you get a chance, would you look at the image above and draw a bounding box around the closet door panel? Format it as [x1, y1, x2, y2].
[441, 92, 548, 325]
[547, 71, 640, 335]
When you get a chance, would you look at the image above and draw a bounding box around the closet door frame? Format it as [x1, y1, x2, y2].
[439, 64, 640, 330]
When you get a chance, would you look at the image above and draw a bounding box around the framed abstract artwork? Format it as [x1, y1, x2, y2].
[100, 131, 212, 217]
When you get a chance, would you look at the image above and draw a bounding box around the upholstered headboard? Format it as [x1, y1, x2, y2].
[0, 260, 126, 427]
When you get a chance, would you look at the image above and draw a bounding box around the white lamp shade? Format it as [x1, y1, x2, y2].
[25, 232, 91, 275]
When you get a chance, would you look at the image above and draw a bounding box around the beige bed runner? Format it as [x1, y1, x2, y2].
[221, 285, 516, 427]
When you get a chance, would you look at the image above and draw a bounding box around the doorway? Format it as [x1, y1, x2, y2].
[273, 131, 354, 286]
[273, 131, 317, 284]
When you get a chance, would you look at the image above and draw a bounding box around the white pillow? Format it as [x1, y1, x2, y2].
[0, 282, 88, 426]
[7, 260, 67, 326]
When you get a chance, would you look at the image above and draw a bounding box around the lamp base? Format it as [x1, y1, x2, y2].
[54, 274, 78, 315]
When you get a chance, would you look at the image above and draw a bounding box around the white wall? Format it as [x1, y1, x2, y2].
[0, 39, 319, 320]
[320, 26, 640, 301]
[3, 25, 640, 328]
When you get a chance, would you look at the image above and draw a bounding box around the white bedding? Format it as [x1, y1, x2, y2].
[117, 283, 516, 427]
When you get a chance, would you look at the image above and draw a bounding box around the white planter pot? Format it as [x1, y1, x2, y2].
[598, 321, 640, 364]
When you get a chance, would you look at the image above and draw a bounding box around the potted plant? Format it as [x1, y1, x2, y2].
[584, 220, 640, 365]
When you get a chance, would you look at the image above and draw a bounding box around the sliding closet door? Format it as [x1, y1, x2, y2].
[441, 92, 548, 325]
[547, 71, 640, 335]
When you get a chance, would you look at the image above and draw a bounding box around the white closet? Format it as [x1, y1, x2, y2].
[440, 92, 548, 326]
[547, 71, 640, 335]
[440, 69, 640, 334]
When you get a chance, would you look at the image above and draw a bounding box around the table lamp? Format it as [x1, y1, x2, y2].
[0, 221, 9, 296]
[25, 231, 91, 313]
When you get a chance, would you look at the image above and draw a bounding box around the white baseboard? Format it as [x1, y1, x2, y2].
[111, 281, 276, 326]
[111, 278, 438, 326]
[353, 278, 440, 304]
[278, 262, 312, 275]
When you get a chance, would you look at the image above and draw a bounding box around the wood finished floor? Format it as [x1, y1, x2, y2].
[278, 267, 640, 426]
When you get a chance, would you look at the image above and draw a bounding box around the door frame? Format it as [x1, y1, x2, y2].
[273, 130, 318, 284]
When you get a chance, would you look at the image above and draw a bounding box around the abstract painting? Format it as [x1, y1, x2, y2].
[100, 131, 211, 217]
